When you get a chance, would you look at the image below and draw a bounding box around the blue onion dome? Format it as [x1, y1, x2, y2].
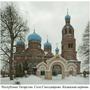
[55, 47, 59, 54]
[65, 14, 71, 20]
[55, 47, 59, 52]
[28, 30, 41, 42]
[44, 40, 51, 48]
[16, 39, 25, 46]
[65, 9, 71, 20]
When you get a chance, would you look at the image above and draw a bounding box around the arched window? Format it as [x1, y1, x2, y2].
[69, 29, 72, 34]
[68, 43, 73, 48]
[71, 43, 73, 48]
[65, 29, 67, 34]
[41, 71, 45, 75]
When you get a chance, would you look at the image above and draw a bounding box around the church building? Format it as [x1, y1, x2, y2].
[14, 30, 53, 76]
[14, 12, 81, 79]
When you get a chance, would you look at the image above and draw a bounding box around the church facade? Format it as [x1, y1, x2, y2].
[14, 12, 81, 79]
[14, 30, 53, 77]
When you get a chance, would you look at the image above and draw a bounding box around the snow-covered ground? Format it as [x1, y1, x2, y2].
[0, 74, 89, 84]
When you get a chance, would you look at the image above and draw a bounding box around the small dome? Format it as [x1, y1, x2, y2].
[55, 47, 59, 54]
[16, 39, 25, 46]
[44, 40, 51, 48]
[65, 14, 71, 20]
[28, 31, 41, 42]
[55, 47, 59, 52]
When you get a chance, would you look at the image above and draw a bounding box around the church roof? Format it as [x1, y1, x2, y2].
[44, 40, 51, 48]
[55, 47, 59, 52]
[16, 39, 25, 46]
[28, 31, 41, 42]
[65, 9, 71, 20]
[65, 14, 71, 20]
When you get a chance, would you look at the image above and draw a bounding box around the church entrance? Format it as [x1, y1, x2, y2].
[69, 68, 73, 75]
[52, 65, 62, 76]
[36, 56, 67, 80]
[44, 60, 66, 80]
[51, 64, 62, 79]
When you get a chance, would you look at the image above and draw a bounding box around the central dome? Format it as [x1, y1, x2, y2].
[28, 31, 41, 42]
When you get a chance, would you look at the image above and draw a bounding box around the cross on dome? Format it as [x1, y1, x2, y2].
[34, 28, 36, 33]
[67, 8, 69, 15]
[46, 35, 49, 42]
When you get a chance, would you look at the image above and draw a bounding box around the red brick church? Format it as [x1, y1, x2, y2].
[14, 12, 80, 77]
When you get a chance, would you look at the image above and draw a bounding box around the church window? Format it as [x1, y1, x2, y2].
[71, 43, 73, 48]
[41, 71, 45, 75]
[69, 29, 72, 34]
[65, 29, 67, 34]
[68, 44, 70, 48]
[68, 43, 73, 48]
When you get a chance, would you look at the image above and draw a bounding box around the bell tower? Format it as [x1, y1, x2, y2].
[61, 10, 77, 60]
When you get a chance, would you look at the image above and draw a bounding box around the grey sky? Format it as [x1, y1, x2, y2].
[0, 2, 89, 69]
[17, 2, 89, 56]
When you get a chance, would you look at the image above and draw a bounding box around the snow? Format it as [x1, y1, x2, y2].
[0, 74, 89, 84]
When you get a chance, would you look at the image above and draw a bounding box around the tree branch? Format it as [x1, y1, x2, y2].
[1, 48, 10, 58]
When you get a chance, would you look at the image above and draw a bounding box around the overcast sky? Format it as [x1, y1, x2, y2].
[0, 1, 89, 68]
[17, 2, 89, 55]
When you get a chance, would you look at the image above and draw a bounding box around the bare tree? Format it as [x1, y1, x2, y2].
[0, 3, 28, 80]
[78, 22, 90, 70]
